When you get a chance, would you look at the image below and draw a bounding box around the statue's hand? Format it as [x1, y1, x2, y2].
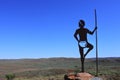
[95, 26, 97, 30]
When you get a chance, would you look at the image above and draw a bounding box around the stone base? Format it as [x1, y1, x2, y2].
[65, 72, 94, 80]
[76, 72, 94, 80]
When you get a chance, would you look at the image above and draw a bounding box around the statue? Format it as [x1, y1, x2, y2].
[74, 20, 97, 72]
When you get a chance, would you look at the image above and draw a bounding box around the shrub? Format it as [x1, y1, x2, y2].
[5, 74, 15, 80]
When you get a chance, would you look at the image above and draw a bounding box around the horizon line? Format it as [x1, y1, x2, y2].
[0, 56, 119, 60]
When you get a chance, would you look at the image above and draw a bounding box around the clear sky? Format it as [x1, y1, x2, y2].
[0, 0, 120, 59]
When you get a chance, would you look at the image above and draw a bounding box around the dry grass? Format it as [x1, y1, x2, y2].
[0, 57, 119, 80]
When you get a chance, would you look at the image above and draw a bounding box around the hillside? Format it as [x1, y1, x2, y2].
[0, 57, 119, 80]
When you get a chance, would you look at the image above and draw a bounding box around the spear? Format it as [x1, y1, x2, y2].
[95, 9, 98, 77]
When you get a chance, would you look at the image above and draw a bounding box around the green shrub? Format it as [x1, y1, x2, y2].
[5, 74, 15, 80]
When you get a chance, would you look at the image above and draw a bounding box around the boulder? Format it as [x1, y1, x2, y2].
[64, 72, 94, 80]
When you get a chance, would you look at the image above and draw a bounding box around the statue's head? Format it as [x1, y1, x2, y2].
[79, 20, 85, 28]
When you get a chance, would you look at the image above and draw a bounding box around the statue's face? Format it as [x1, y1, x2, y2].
[79, 23, 84, 28]
[79, 20, 85, 28]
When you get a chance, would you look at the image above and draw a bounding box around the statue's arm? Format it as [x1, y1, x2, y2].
[74, 30, 79, 42]
[88, 27, 97, 35]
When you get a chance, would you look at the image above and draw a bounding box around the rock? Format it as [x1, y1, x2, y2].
[76, 72, 94, 80]
[64, 72, 94, 80]
[91, 77, 103, 80]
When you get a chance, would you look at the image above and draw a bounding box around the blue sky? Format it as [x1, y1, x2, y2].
[0, 0, 120, 59]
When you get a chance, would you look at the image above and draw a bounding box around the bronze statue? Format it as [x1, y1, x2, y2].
[74, 20, 97, 72]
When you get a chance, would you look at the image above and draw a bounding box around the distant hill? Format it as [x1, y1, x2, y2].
[0, 57, 119, 73]
[0, 57, 119, 79]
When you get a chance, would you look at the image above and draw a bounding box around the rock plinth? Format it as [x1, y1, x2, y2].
[65, 72, 94, 80]
[76, 72, 94, 80]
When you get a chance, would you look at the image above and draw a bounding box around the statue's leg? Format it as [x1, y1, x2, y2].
[78, 45, 84, 61]
[78, 45, 84, 72]
[84, 43, 93, 58]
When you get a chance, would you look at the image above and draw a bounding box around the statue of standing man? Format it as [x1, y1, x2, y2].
[74, 20, 97, 72]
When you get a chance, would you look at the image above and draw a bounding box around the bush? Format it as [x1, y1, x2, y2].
[5, 74, 15, 80]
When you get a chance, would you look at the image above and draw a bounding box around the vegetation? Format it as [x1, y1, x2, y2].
[0, 57, 119, 80]
[5, 74, 15, 80]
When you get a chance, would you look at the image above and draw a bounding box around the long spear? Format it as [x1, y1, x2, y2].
[94, 9, 98, 77]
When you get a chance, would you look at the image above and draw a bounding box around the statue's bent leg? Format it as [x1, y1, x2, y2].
[84, 43, 93, 57]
